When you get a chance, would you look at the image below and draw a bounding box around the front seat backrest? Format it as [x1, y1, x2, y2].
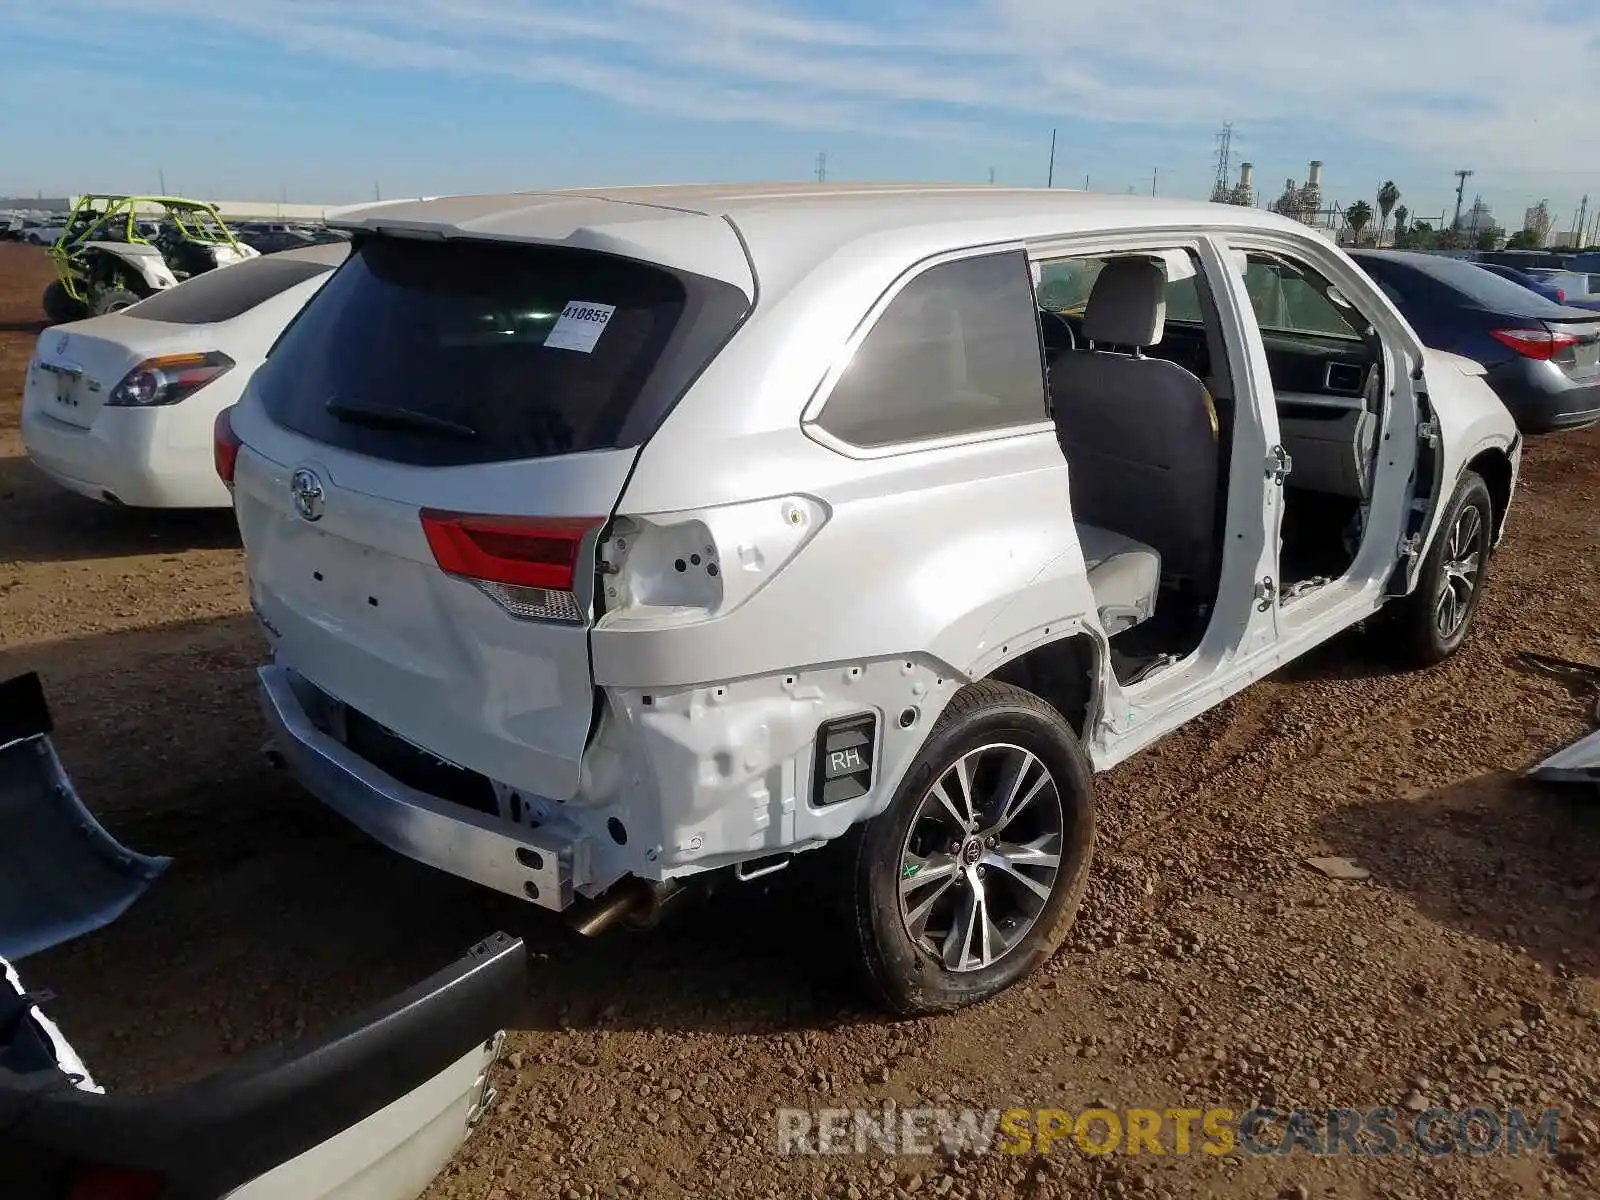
[1051, 258, 1220, 585]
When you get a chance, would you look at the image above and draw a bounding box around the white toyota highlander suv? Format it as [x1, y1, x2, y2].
[221, 184, 1521, 1014]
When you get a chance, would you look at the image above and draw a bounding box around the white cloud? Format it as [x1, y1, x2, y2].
[29, 0, 1600, 193]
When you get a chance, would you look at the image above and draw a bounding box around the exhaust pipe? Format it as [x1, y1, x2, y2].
[568, 878, 684, 937]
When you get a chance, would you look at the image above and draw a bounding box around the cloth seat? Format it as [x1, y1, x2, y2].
[1050, 258, 1221, 586]
[1077, 523, 1161, 636]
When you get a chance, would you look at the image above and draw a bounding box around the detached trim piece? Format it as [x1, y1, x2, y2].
[0, 672, 170, 961]
[0, 932, 525, 1199]
[1528, 727, 1600, 786]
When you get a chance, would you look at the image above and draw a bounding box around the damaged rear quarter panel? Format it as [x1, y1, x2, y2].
[584, 428, 1102, 875]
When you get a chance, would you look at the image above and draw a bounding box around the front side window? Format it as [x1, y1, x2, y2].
[815, 250, 1047, 448]
[1234, 252, 1364, 340]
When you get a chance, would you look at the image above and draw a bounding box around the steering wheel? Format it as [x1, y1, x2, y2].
[1039, 308, 1077, 356]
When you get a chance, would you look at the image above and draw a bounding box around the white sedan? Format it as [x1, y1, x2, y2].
[22, 241, 348, 509]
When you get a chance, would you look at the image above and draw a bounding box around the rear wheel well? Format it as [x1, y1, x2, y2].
[1467, 447, 1513, 544]
[984, 632, 1100, 743]
[83, 247, 150, 296]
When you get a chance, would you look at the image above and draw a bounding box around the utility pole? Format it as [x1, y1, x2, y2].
[1151, 167, 1158, 196]
[1046, 128, 1056, 188]
[815, 151, 827, 183]
[1452, 169, 1474, 230]
[158, 167, 166, 194]
[1083, 173, 1090, 191]
[988, 166, 995, 185]
[1575, 194, 1589, 246]
[374, 181, 381, 201]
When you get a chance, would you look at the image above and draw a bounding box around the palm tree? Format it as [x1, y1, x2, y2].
[1376, 181, 1401, 246]
[1345, 200, 1374, 245]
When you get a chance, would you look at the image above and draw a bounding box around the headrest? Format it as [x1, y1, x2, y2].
[1083, 258, 1166, 348]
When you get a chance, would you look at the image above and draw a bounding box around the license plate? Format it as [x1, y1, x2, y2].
[39, 363, 81, 409]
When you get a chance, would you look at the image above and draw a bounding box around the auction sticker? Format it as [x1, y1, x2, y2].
[544, 301, 616, 353]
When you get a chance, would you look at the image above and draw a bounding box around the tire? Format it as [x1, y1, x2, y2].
[1385, 470, 1494, 668]
[848, 680, 1095, 1016]
[89, 287, 142, 316]
[41, 280, 86, 324]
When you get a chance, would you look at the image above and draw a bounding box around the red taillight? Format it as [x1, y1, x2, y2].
[213, 407, 242, 484]
[1488, 328, 1580, 361]
[421, 510, 601, 623]
[67, 1165, 166, 1200]
[1556, 289, 1566, 302]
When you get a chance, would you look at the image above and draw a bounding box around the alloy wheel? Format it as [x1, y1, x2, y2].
[1434, 503, 1484, 640]
[897, 743, 1064, 972]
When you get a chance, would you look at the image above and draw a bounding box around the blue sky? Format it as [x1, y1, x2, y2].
[4, 0, 1598, 230]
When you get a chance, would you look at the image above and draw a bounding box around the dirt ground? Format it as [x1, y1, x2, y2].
[2, 239, 1598, 1200]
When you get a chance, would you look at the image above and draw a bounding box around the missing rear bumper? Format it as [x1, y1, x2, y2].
[258, 665, 584, 910]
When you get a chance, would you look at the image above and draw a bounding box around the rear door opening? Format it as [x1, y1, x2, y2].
[232, 234, 749, 802]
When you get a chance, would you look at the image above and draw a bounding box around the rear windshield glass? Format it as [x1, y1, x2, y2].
[128, 256, 335, 324]
[1388, 255, 1574, 313]
[253, 237, 750, 466]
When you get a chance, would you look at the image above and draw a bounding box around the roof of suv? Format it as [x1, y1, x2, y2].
[328, 182, 1305, 298]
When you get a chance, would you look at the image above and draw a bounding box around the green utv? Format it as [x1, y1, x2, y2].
[43, 194, 259, 322]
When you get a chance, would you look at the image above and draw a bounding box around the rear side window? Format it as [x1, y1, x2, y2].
[254, 237, 749, 466]
[817, 250, 1046, 448]
[127, 256, 335, 324]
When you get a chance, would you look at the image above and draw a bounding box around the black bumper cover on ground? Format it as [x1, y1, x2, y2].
[0, 930, 525, 1199]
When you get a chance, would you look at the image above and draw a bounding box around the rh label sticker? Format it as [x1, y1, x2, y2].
[544, 301, 616, 353]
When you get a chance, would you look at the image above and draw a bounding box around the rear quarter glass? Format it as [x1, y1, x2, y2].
[253, 236, 750, 467]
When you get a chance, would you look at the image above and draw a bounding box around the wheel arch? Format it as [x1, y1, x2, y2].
[1465, 443, 1515, 546]
[977, 628, 1105, 746]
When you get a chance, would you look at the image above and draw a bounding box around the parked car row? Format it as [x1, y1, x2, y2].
[232, 220, 351, 255]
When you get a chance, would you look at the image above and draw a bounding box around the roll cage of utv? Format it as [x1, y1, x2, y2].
[42, 194, 258, 323]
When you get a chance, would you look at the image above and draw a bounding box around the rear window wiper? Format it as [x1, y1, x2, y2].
[324, 398, 480, 441]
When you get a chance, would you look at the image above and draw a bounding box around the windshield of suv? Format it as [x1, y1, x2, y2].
[253, 236, 750, 466]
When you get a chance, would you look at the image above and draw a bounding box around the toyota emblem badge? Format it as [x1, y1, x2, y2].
[290, 468, 325, 522]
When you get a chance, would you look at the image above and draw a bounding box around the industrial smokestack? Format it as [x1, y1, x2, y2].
[1238, 162, 1254, 191]
[1307, 160, 1324, 189]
